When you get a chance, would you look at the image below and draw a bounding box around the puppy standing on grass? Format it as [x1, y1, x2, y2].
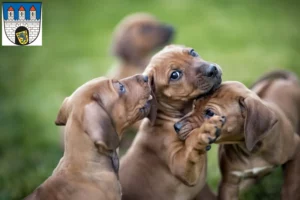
[24, 75, 152, 200]
[175, 70, 300, 200]
[120, 45, 222, 200]
[108, 12, 174, 80]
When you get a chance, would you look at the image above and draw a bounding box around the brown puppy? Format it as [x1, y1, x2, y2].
[24, 75, 152, 200]
[120, 45, 222, 200]
[109, 13, 174, 80]
[175, 71, 300, 200]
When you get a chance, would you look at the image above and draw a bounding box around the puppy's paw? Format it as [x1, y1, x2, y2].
[194, 115, 225, 151]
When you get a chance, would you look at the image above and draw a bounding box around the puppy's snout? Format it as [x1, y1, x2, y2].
[174, 122, 183, 133]
[221, 116, 226, 125]
[143, 75, 148, 83]
[136, 75, 149, 84]
[206, 64, 219, 78]
[161, 24, 174, 42]
[164, 25, 174, 34]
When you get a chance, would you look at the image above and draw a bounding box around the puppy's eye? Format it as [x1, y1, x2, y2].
[205, 109, 215, 118]
[170, 70, 182, 81]
[189, 49, 199, 57]
[119, 83, 126, 94]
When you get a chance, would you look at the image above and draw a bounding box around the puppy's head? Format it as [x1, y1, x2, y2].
[111, 13, 174, 63]
[175, 81, 278, 152]
[144, 45, 222, 110]
[174, 82, 277, 151]
[55, 75, 152, 149]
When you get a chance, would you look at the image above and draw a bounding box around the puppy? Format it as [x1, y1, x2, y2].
[175, 71, 300, 200]
[120, 45, 222, 200]
[24, 75, 152, 200]
[109, 12, 174, 80]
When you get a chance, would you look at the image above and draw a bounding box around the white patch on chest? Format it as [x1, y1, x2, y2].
[230, 166, 275, 178]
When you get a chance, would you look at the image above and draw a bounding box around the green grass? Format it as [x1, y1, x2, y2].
[1, 0, 300, 199]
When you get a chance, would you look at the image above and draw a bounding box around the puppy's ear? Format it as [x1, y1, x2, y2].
[240, 97, 278, 152]
[84, 100, 119, 150]
[147, 72, 157, 125]
[55, 97, 70, 126]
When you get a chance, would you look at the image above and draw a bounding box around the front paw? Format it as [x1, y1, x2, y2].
[193, 115, 225, 150]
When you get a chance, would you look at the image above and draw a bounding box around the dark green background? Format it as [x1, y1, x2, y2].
[1, 0, 300, 199]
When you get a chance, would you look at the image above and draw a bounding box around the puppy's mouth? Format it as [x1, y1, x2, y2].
[197, 76, 222, 99]
[140, 95, 153, 117]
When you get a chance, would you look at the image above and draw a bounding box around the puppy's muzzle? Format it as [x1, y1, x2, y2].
[174, 121, 183, 133]
[160, 24, 175, 42]
[136, 74, 149, 84]
[174, 121, 192, 140]
[205, 64, 221, 78]
[143, 75, 148, 83]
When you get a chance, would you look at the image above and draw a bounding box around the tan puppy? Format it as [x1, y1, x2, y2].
[109, 13, 174, 80]
[24, 75, 152, 200]
[120, 45, 222, 200]
[175, 71, 300, 200]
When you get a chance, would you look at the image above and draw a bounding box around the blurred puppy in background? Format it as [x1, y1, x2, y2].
[108, 12, 175, 80]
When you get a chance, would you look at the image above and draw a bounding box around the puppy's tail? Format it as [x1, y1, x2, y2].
[250, 69, 299, 89]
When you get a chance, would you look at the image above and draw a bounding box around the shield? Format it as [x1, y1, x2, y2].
[2, 2, 42, 46]
[16, 30, 29, 45]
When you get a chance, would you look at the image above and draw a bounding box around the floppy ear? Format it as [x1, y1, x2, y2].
[55, 97, 70, 126]
[146, 71, 157, 125]
[240, 97, 278, 152]
[85, 94, 120, 150]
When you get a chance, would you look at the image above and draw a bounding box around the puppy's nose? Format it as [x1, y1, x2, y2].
[174, 122, 183, 133]
[206, 64, 218, 78]
[221, 116, 226, 125]
[143, 75, 148, 83]
[164, 25, 174, 34]
[162, 24, 174, 41]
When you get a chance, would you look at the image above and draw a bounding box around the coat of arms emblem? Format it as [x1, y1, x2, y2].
[2, 2, 42, 46]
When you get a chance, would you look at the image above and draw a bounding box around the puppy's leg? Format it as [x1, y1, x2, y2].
[168, 116, 224, 186]
[281, 147, 300, 200]
[217, 175, 240, 200]
[217, 146, 240, 200]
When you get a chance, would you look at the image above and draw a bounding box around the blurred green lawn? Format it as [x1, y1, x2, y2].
[1, 0, 300, 199]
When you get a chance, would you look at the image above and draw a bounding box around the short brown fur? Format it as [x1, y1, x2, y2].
[24, 75, 152, 200]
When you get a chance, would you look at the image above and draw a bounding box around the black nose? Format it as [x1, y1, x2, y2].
[162, 24, 174, 41]
[165, 25, 174, 34]
[206, 64, 218, 77]
[143, 75, 148, 83]
[174, 122, 183, 133]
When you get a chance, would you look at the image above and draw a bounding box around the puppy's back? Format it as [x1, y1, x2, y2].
[251, 70, 300, 132]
